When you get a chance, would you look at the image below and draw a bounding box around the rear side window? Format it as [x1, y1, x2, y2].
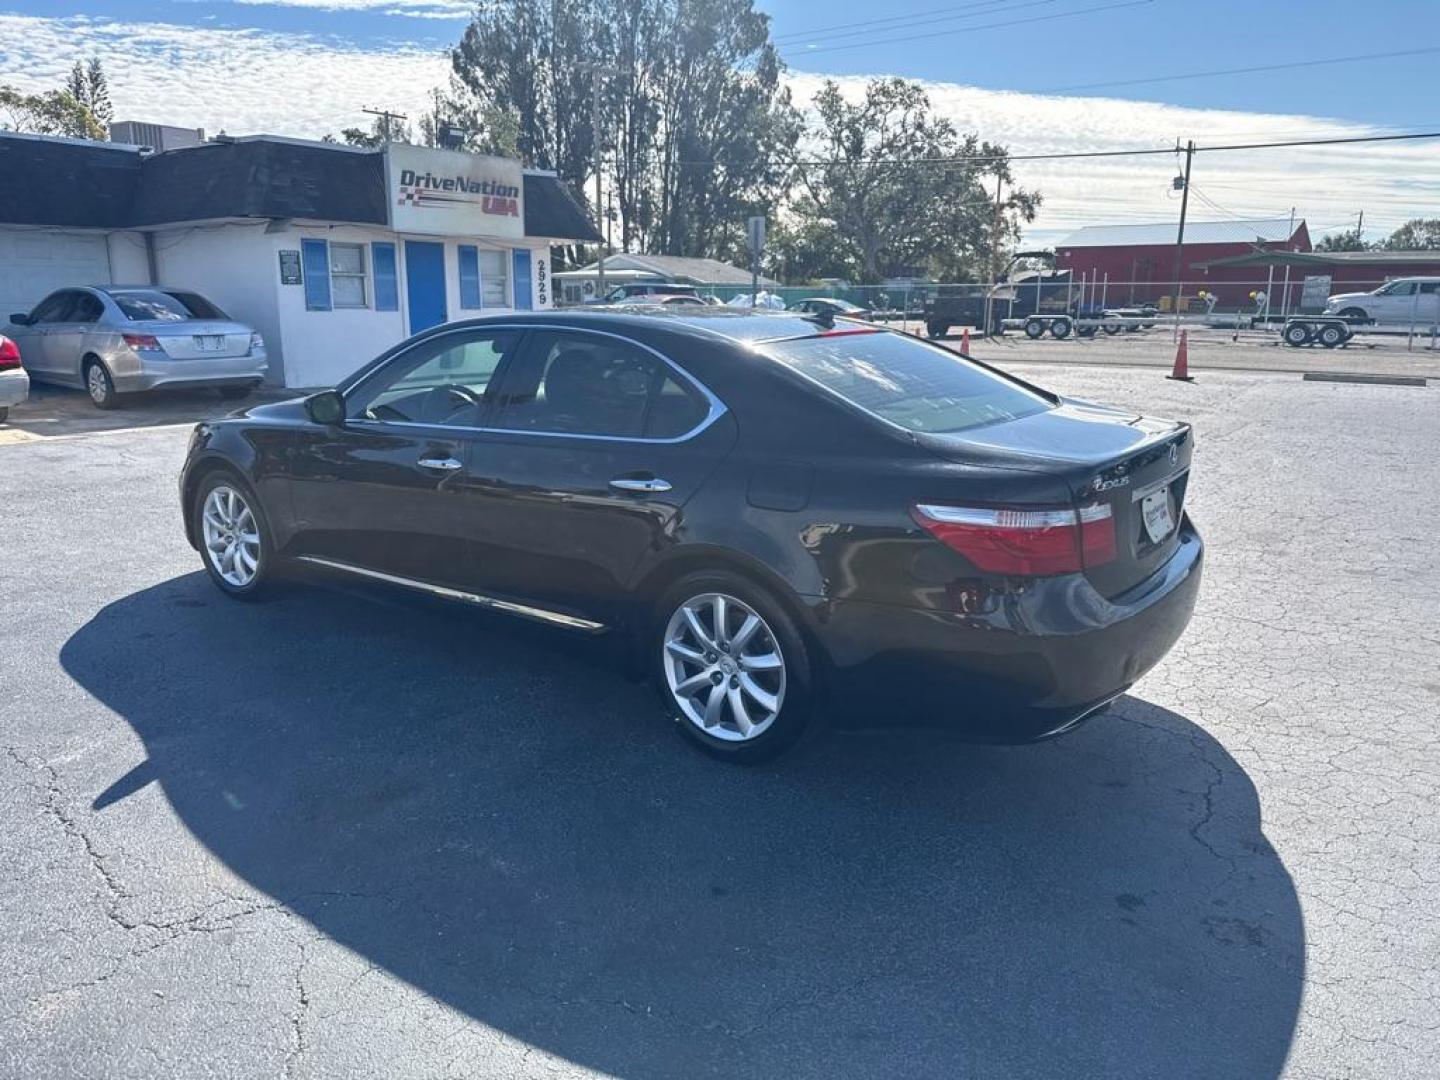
[760, 331, 1051, 434]
[112, 290, 228, 321]
[490, 332, 708, 439]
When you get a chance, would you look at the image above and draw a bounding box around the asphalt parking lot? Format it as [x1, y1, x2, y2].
[2, 365, 1437, 1079]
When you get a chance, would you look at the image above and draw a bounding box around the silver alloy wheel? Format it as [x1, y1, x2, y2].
[201, 485, 262, 588]
[87, 364, 109, 403]
[662, 592, 786, 742]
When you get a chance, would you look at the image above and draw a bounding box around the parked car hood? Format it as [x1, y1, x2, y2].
[1324, 291, 1372, 306]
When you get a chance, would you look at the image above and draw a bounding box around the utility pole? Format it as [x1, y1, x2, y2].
[985, 174, 1004, 339]
[1169, 140, 1195, 340]
[1356, 209, 1365, 243]
[362, 106, 408, 145]
[577, 62, 617, 300]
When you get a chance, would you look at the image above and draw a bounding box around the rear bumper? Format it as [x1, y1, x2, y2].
[816, 518, 1204, 741]
[0, 368, 29, 408]
[113, 350, 268, 393]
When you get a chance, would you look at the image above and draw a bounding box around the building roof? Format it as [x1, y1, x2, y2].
[0, 131, 599, 242]
[558, 253, 778, 287]
[1195, 248, 1440, 270]
[1057, 218, 1304, 249]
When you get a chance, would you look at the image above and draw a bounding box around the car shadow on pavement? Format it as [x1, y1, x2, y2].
[3, 384, 296, 439]
[63, 573, 1303, 1080]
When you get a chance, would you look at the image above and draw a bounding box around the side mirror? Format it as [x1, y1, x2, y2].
[304, 389, 346, 425]
[9, 313, 31, 326]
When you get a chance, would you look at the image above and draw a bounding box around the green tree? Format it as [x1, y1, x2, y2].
[66, 57, 112, 131]
[1381, 218, 1440, 250]
[792, 78, 1038, 283]
[0, 85, 106, 140]
[446, 0, 799, 260]
[1314, 228, 1368, 252]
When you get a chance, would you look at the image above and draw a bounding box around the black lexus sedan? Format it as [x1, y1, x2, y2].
[180, 309, 1202, 762]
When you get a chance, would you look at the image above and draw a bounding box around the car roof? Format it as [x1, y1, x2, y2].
[437, 307, 837, 345]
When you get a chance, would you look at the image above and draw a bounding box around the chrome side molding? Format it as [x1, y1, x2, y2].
[294, 555, 607, 633]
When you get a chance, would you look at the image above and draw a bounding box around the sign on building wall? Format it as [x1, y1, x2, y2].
[1299, 275, 1333, 314]
[385, 144, 525, 240]
[278, 249, 303, 285]
[532, 250, 551, 309]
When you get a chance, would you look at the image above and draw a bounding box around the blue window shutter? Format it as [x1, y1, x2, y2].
[511, 249, 533, 310]
[458, 245, 481, 310]
[372, 242, 398, 311]
[301, 239, 331, 311]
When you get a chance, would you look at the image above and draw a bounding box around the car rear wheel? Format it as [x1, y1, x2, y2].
[195, 471, 277, 600]
[653, 572, 813, 763]
[84, 359, 119, 410]
[926, 322, 948, 339]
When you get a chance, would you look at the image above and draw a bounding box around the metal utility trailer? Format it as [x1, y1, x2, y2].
[1005, 306, 1160, 340]
[1280, 315, 1359, 348]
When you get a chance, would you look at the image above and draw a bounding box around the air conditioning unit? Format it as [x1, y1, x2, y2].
[110, 121, 206, 152]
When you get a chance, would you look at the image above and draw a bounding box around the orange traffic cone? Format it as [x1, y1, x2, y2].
[1168, 330, 1194, 381]
[960, 326, 972, 353]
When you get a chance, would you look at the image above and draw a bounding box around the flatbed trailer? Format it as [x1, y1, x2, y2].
[1280, 314, 1362, 348]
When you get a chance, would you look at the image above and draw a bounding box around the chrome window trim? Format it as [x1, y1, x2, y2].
[340, 322, 729, 446]
[295, 555, 607, 632]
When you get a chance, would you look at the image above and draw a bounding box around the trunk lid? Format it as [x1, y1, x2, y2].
[144, 321, 253, 360]
[917, 398, 1194, 597]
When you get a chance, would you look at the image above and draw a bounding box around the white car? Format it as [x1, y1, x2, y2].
[1324, 276, 1440, 325]
[0, 333, 28, 424]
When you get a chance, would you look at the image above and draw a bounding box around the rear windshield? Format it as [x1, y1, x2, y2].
[760, 331, 1052, 434]
[112, 290, 228, 321]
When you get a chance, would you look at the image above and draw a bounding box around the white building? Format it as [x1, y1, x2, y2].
[0, 131, 599, 387]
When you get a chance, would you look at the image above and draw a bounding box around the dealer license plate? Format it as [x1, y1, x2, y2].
[195, 335, 225, 351]
[1141, 486, 1175, 544]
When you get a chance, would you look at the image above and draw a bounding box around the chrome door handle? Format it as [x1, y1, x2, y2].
[609, 477, 672, 493]
[417, 456, 463, 471]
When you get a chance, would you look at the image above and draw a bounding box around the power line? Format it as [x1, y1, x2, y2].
[1052, 46, 1440, 92]
[599, 129, 1440, 170]
[768, 0, 1019, 45]
[775, 0, 1152, 58]
[773, 0, 1065, 50]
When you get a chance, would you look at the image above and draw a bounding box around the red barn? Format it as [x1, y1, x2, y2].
[1055, 218, 1310, 309]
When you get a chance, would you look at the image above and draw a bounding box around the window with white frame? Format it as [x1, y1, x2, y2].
[478, 248, 509, 307]
[330, 243, 369, 308]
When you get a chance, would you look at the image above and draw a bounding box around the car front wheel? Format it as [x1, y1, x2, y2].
[653, 572, 813, 763]
[195, 471, 277, 599]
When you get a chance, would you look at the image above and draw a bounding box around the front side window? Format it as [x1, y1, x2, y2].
[489, 332, 706, 439]
[1378, 280, 1416, 296]
[112, 290, 229, 321]
[478, 249, 508, 307]
[30, 291, 77, 323]
[330, 243, 368, 308]
[760, 330, 1051, 435]
[348, 330, 520, 426]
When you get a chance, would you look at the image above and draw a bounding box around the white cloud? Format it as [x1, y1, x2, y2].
[230, 0, 473, 17]
[1, 15, 1434, 246]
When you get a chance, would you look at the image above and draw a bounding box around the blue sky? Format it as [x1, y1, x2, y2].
[2, 1, 1436, 244]
[16, 0, 1436, 127]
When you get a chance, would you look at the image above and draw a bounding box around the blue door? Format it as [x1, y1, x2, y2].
[404, 241, 447, 334]
[512, 249, 533, 310]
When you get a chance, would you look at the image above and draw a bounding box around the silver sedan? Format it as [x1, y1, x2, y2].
[3, 286, 268, 409]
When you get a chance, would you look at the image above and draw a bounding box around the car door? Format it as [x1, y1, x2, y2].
[47, 290, 105, 380]
[284, 326, 525, 590]
[460, 327, 736, 627]
[1375, 280, 1415, 324]
[11, 291, 77, 382]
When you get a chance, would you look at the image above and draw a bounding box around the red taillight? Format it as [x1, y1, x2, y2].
[912, 502, 1116, 576]
[123, 333, 162, 351]
[0, 336, 20, 370]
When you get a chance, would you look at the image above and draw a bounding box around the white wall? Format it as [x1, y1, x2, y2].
[148, 221, 553, 388]
[107, 232, 150, 284]
[151, 223, 285, 384]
